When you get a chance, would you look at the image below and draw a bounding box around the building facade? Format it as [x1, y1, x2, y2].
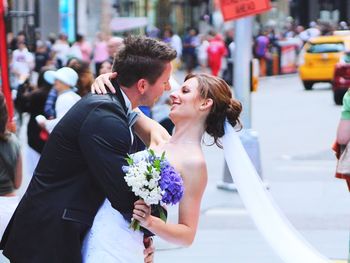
[6, 0, 350, 44]
[290, 0, 350, 27]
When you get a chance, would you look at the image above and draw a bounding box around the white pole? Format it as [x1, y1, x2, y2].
[234, 16, 253, 128]
[218, 15, 264, 191]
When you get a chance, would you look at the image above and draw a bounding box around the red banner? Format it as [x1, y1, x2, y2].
[220, 0, 271, 21]
[0, 0, 15, 131]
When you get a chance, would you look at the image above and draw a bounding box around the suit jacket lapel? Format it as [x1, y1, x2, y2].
[109, 81, 136, 153]
[111, 80, 128, 114]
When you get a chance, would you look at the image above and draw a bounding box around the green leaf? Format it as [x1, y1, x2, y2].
[130, 218, 141, 231]
[125, 155, 133, 165]
[161, 151, 166, 160]
[154, 159, 161, 171]
[158, 206, 167, 222]
[149, 149, 155, 157]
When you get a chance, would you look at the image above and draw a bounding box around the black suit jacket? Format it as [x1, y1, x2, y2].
[0, 90, 140, 263]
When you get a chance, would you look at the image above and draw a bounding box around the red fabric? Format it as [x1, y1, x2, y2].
[0, 2, 13, 122]
[39, 129, 49, 142]
[333, 142, 350, 191]
[207, 38, 227, 76]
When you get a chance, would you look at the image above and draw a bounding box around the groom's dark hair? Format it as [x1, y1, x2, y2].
[112, 35, 177, 87]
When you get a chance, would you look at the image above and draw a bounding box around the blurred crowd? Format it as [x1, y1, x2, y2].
[5, 19, 350, 176]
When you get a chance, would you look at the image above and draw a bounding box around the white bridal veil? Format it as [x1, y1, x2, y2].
[222, 122, 330, 263]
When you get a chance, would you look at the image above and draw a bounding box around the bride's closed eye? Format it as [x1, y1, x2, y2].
[181, 87, 190, 94]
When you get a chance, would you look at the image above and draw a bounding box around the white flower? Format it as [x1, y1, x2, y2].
[123, 150, 163, 206]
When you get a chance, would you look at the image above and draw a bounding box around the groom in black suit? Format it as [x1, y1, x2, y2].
[0, 36, 176, 263]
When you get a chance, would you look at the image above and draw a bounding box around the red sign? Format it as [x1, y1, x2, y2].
[220, 0, 271, 21]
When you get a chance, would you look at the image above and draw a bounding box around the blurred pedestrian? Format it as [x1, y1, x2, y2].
[42, 58, 92, 119]
[36, 67, 80, 133]
[339, 21, 349, 31]
[182, 28, 200, 74]
[72, 34, 92, 64]
[93, 32, 109, 75]
[163, 28, 182, 71]
[52, 33, 70, 68]
[334, 90, 350, 189]
[67, 58, 94, 97]
[197, 34, 209, 72]
[207, 32, 227, 76]
[11, 40, 35, 132]
[222, 37, 235, 86]
[8, 31, 25, 51]
[11, 40, 35, 90]
[334, 89, 350, 262]
[254, 30, 270, 77]
[15, 71, 52, 177]
[107, 36, 124, 63]
[34, 40, 49, 73]
[99, 60, 113, 75]
[0, 92, 22, 239]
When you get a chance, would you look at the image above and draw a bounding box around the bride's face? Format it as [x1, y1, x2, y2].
[169, 77, 202, 122]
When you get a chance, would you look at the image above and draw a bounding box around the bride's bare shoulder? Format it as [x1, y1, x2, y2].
[181, 152, 208, 183]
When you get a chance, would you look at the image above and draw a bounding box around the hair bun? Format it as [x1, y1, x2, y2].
[186, 73, 242, 148]
[226, 98, 242, 131]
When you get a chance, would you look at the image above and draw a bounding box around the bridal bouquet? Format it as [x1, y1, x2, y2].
[122, 149, 184, 231]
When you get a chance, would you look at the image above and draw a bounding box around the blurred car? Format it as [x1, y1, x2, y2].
[332, 51, 350, 105]
[298, 35, 350, 90]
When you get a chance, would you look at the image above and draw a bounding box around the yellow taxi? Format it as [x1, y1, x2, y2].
[298, 35, 350, 90]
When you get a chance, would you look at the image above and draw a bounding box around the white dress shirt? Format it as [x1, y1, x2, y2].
[45, 90, 81, 133]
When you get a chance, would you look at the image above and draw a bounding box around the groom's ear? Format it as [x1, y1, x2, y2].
[136, 79, 148, 95]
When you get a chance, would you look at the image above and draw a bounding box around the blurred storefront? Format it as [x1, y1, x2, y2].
[154, 0, 210, 35]
[290, 0, 350, 27]
[6, 0, 73, 42]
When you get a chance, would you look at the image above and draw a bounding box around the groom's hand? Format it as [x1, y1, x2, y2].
[143, 236, 154, 263]
[91, 72, 117, 94]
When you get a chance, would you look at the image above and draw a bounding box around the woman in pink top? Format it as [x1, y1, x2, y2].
[73, 34, 92, 64]
[93, 32, 109, 75]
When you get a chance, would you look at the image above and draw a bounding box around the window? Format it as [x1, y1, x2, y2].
[307, 43, 345, 53]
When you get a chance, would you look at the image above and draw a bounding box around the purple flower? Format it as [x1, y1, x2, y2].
[122, 165, 129, 173]
[159, 162, 184, 205]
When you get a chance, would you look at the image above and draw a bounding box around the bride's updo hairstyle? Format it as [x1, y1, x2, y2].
[184, 73, 242, 148]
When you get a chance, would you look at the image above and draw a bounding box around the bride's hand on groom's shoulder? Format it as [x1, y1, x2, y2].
[91, 72, 117, 94]
[133, 199, 152, 228]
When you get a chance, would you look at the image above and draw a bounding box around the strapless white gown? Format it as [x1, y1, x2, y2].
[82, 199, 144, 263]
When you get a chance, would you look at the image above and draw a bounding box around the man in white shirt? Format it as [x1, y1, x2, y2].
[11, 41, 34, 87]
[36, 67, 80, 133]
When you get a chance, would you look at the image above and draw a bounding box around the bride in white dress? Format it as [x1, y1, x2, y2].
[82, 73, 242, 262]
[82, 198, 144, 262]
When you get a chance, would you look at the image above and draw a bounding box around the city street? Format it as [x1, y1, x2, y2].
[2, 0, 350, 262]
[6, 72, 350, 263]
[154, 72, 350, 262]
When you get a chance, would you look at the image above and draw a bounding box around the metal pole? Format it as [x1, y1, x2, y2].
[234, 16, 253, 128]
[218, 16, 265, 191]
